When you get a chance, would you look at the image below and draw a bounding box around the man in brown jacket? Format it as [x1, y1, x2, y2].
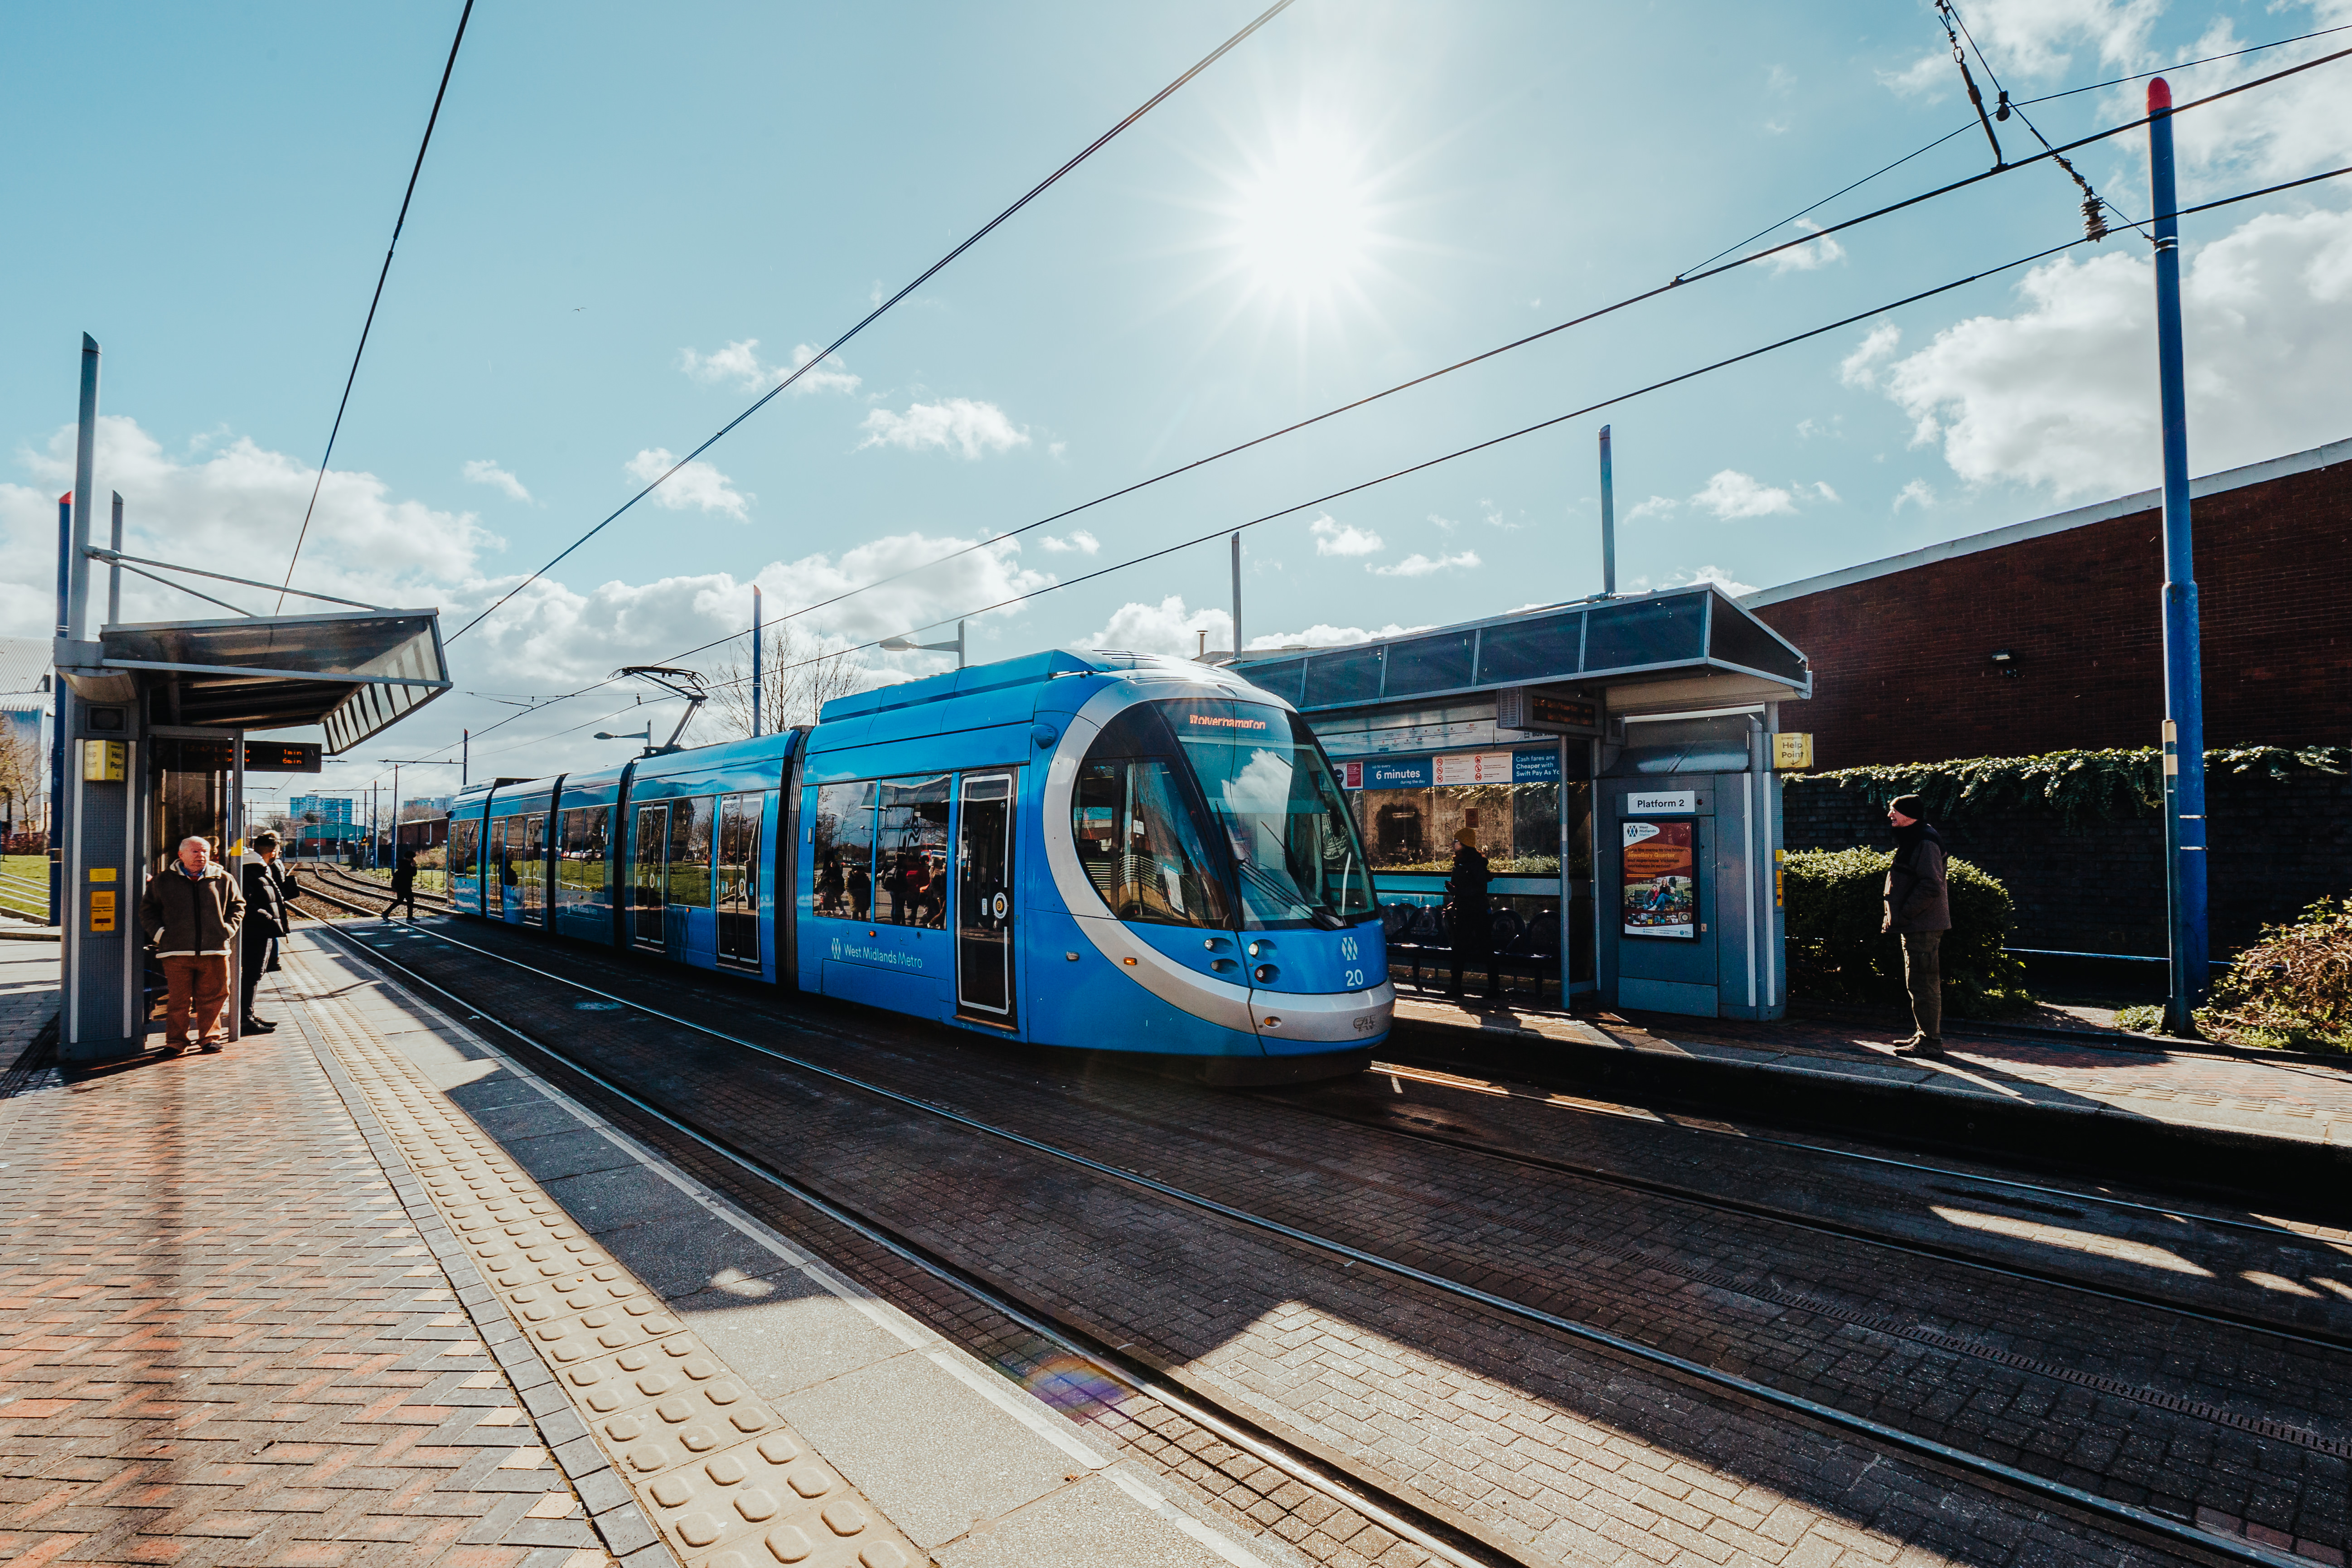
[140, 836, 246, 1050]
[1883, 793, 1952, 1058]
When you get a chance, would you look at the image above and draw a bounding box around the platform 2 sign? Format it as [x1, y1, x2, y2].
[1621, 819, 1697, 940]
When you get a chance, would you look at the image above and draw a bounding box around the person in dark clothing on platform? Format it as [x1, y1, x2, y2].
[240, 831, 290, 1033]
[386, 848, 421, 920]
[140, 836, 245, 1050]
[1445, 827, 1497, 1002]
[1883, 793, 1953, 1057]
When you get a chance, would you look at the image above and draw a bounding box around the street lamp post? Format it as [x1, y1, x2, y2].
[879, 621, 965, 669]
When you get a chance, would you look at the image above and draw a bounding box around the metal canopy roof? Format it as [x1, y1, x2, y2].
[1227, 586, 1810, 713]
[98, 609, 450, 752]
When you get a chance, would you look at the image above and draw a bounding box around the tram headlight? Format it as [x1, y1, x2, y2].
[1254, 964, 1277, 983]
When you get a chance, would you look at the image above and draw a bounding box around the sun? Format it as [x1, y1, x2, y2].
[1225, 130, 1375, 306]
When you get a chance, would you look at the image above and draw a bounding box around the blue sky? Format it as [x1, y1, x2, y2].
[5, 0, 2347, 803]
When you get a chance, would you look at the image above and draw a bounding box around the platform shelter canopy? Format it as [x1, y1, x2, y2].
[95, 609, 449, 752]
[1228, 586, 1809, 713]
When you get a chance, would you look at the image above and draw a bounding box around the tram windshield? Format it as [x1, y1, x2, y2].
[1072, 697, 1374, 931]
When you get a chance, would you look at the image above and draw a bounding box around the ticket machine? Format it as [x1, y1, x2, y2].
[1594, 711, 1784, 1021]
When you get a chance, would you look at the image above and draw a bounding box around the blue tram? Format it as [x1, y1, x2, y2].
[445, 650, 1392, 1079]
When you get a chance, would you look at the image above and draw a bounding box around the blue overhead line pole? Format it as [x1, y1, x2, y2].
[2148, 77, 2208, 1036]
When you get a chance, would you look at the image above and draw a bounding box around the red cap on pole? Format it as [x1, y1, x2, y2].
[2148, 76, 2171, 111]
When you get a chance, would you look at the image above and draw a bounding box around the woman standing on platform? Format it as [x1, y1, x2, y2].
[1444, 826, 1496, 1002]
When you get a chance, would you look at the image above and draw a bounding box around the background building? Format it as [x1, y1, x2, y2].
[0, 636, 52, 847]
[1742, 439, 2350, 769]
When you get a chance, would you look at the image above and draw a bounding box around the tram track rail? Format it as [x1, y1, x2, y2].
[1259, 1071, 2352, 1356]
[311, 914, 2333, 1568]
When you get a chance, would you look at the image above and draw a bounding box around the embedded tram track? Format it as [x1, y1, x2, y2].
[310, 915, 2341, 1568]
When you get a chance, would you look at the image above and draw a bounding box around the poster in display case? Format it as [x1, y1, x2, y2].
[1621, 818, 1697, 939]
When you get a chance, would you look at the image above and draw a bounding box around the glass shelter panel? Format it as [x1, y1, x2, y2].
[1584, 594, 1704, 671]
[1382, 631, 1476, 698]
[1474, 610, 1583, 685]
[1301, 647, 1384, 709]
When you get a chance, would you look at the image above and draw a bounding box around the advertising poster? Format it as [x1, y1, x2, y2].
[1621, 819, 1697, 939]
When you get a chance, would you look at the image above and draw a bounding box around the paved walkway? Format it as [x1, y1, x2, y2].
[1390, 992, 2352, 1155]
[2, 930, 1283, 1568]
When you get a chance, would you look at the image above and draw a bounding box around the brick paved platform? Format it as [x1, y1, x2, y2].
[3, 932, 1287, 1568]
[1388, 994, 2352, 1195]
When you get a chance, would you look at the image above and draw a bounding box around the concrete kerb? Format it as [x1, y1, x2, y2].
[281, 923, 1295, 1568]
[1388, 1011, 2352, 1200]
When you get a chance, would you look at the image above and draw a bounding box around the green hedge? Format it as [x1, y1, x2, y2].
[1784, 847, 2031, 1016]
[1794, 745, 2350, 832]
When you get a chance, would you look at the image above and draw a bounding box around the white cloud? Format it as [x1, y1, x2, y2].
[1767, 220, 1846, 273]
[1623, 495, 1679, 523]
[1881, 0, 2158, 97]
[679, 338, 860, 396]
[1691, 470, 1796, 520]
[1428, 512, 1459, 534]
[0, 415, 497, 637]
[1839, 323, 1902, 389]
[462, 459, 530, 502]
[1866, 206, 2352, 499]
[1893, 479, 1936, 512]
[1665, 565, 1761, 597]
[1246, 621, 1429, 651]
[1810, 481, 1841, 503]
[1796, 416, 1843, 440]
[1309, 514, 1383, 557]
[1038, 529, 1099, 555]
[858, 398, 1029, 460]
[624, 448, 751, 518]
[1369, 550, 1480, 578]
[1087, 595, 1232, 658]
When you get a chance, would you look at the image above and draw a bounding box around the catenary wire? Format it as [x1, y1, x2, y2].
[2014, 21, 2352, 108]
[446, 0, 1296, 647]
[627, 41, 2352, 665]
[450, 26, 2346, 653]
[388, 155, 2352, 773]
[682, 160, 2352, 696]
[278, 0, 475, 611]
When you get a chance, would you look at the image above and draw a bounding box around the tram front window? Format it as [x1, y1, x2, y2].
[1166, 700, 1373, 929]
[1072, 754, 1229, 929]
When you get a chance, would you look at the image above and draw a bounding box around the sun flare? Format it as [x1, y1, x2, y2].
[1227, 131, 1375, 304]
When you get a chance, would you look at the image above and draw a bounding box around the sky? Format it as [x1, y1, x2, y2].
[4, 0, 2348, 810]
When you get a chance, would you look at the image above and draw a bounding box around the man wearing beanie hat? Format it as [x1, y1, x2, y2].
[1883, 793, 1952, 1056]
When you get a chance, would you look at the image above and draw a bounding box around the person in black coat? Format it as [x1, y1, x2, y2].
[386, 848, 421, 920]
[240, 831, 290, 1033]
[1444, 827, 1496, 1002]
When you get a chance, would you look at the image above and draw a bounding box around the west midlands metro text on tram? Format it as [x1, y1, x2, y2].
[446, 650, 1394, 1081]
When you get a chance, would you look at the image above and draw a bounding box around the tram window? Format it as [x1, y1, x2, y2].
[1164, 700, 1375, 927]
[716, 794, 761, 910]
[557, 806, 609, 903]
[450, 818, 479, 878]
[491, 818, 519, 888]
[667, 796, 715, 908]
[875, 776, 948, 930]
[812, 781, 875, 920]
[518, 815, 547, 915]
[1071, 758, 1229, 929]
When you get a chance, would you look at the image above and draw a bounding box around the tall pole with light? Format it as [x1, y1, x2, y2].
[751, 586, 763, 737]
[2148, 77, 2208, 1036]
[880, 621, 965, 669]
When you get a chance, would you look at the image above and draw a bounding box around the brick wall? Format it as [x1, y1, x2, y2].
[1752, 455, 2352, 770]
[1784, 768, 2352, 955]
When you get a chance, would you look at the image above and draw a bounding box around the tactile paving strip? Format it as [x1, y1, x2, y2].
[305, 985, 920, 1568]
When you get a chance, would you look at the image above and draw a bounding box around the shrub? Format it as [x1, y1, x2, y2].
[1784, 847, 2032, 1016]
[2196, 895, 2352, 1053]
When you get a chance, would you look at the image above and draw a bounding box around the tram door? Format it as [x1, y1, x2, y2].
[632, 802, 670, 949]
[954, 774, 1016, 1026]
[715, 793, 761, 971]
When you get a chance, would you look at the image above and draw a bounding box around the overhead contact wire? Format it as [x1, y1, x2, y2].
[447, 0, 1297, 646]
[278, 0, 476, 611]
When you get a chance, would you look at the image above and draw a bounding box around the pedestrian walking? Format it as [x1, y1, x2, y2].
[1444, 826, 1497, 1002]
[387, 848, 421, 920]
[240, 831, 290, 1034]
[1883, 792, 1952, 1058]
[139, 835, 245, 1051]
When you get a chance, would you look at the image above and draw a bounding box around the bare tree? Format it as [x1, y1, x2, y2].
[0, 722, 44, 841]
[705, 621, 864, 737]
